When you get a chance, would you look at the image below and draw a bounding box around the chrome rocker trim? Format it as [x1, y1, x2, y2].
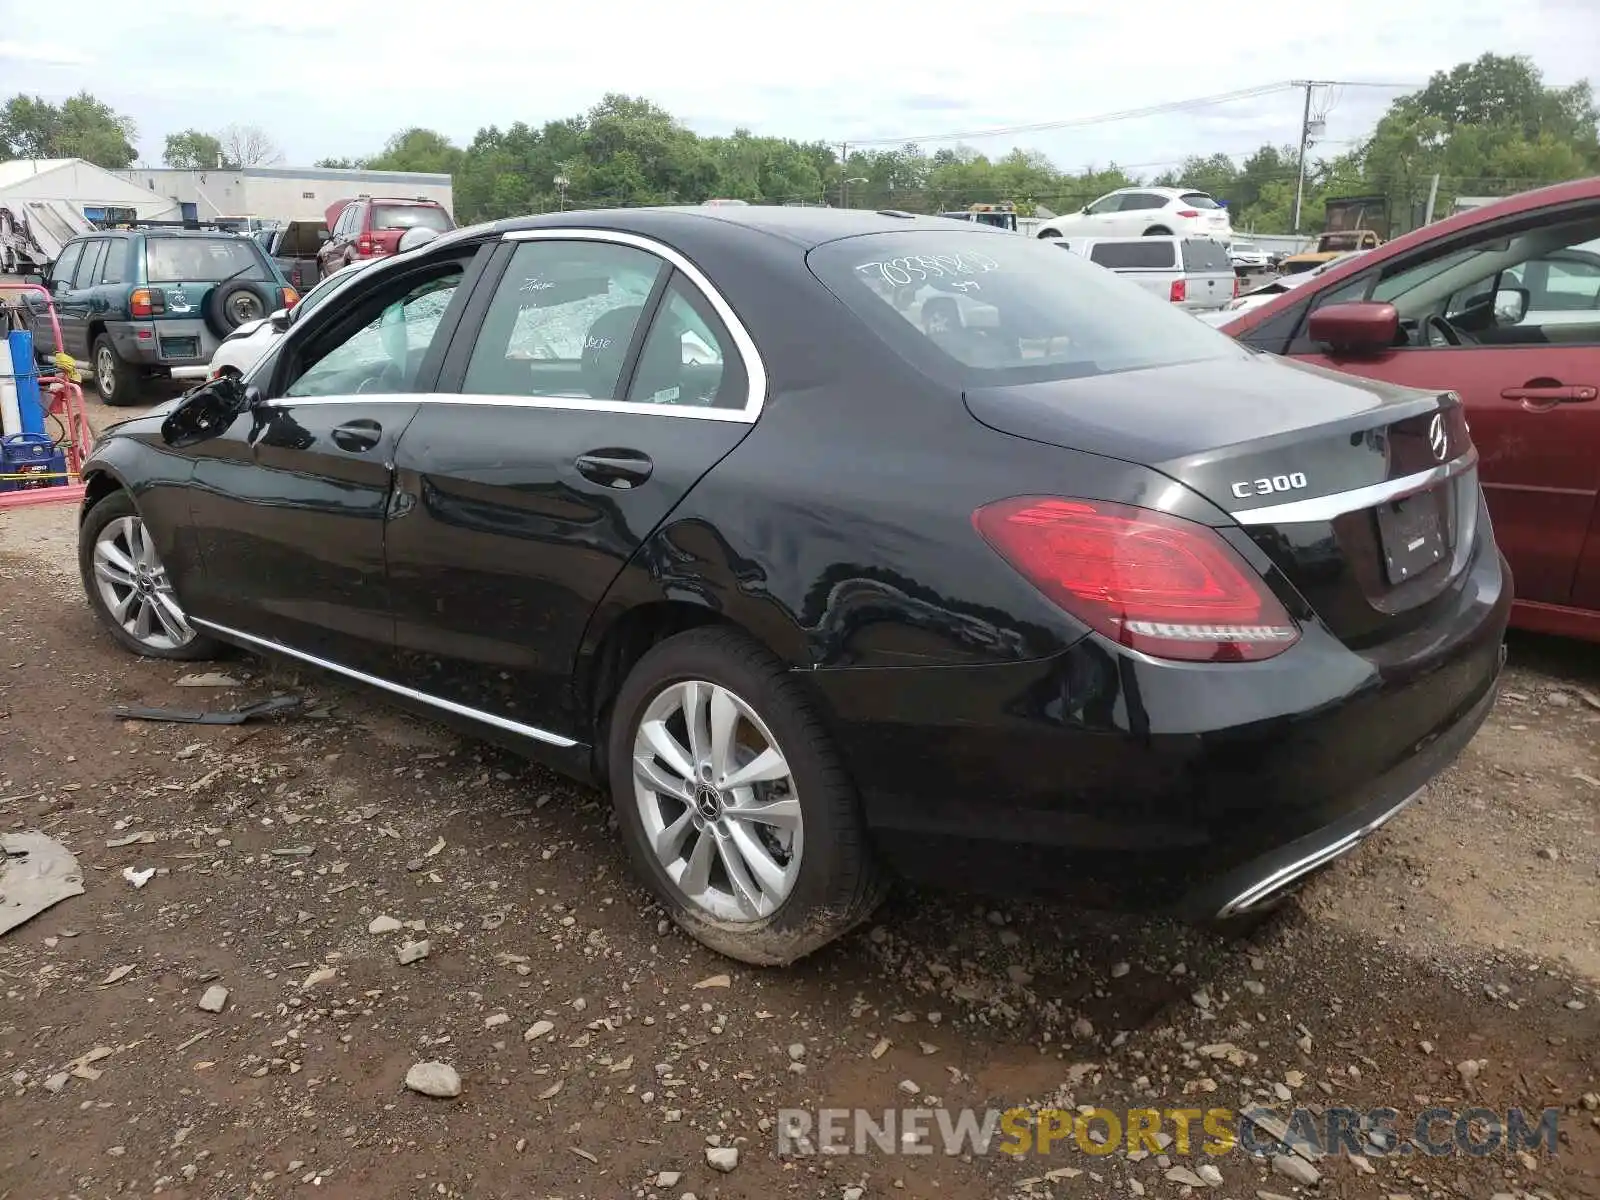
[189, 618, 579, 749]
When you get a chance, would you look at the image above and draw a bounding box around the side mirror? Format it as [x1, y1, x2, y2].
[1493, 286, 1530, 325]
[1307, 301, 1399, 354]
[319, 234, 332, 246]
[269, 307, 291, 333]
[161, 375, 257, 448]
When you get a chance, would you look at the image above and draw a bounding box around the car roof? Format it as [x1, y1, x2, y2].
[485, 204, 1007, 250]
[1224, 176, 1600, 335]
[1109, 186, 1212, 197]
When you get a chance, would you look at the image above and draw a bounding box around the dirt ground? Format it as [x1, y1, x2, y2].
[1, 399, 1597, 1200]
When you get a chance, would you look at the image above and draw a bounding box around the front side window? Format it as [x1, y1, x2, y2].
[285, 265, 464, 398]
[49, 242, 83, 288]
[145, 237, 269, 283]
[462, 240, 664, 400]
[809, 230, 1243, 387]
[1085, 194, 1124, 216]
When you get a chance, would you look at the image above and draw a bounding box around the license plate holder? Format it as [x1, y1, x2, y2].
[1376, 492, 1447, 584]
[160, 336, 199, 359]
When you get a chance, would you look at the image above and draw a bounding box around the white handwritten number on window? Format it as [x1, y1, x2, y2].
[855, 252, 1000, 287]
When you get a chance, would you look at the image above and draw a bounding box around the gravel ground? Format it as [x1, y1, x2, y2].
[0, 399, 1596, 1200]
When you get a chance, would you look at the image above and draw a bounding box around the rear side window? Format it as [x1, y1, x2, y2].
[101, 240, 127, 285]
[1181, 240, 1232, 272]
[462, 239, 664, 400]
[808, 230, 1241, 387]
[1180, 193, 1222, 209]
[74, 241, 107, 288]
[1090, 242, 1176, 269]
[1119, 194, 1167, 211]
[624, 278, 747, 410]
[372, 204, 452, 233]
[145, 237, 269, 283]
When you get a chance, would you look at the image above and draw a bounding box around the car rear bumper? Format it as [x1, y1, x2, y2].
[107, 319, 220, 369]
[805, 544, 1510, 915]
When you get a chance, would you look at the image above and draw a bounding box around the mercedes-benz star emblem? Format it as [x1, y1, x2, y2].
[695, 786, 722, 821]
[1428, 413, 1448, 462]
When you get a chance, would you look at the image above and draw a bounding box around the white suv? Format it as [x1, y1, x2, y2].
[1036, 187, 1233, 244]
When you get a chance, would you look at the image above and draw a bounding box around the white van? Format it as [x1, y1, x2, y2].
[1052, 235, 1238, 313]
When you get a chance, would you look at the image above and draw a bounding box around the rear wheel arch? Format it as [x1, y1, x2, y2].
[1144, 225, 1173, 236]
[1036, 227, 1062, 239]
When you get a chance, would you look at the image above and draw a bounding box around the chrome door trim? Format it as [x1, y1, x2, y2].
[189, 617, 580, 748]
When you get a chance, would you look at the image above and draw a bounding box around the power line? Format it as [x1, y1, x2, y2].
[843, 82, 1299, 148]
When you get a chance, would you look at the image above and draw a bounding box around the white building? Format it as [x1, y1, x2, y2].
[0, 158, 180, 223]
[114, 165, 455, 226]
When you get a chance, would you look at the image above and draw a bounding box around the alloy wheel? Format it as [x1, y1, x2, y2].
[91, 516, 195, 652]
[96, 346, 116, 396]
[631, 680, 803, 923]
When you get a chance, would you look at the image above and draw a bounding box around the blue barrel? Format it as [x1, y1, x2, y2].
[0, 432, 67, 492]
[6, 331, 45, 436]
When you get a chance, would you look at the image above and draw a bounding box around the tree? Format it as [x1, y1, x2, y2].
[364, 128, 464, 176]
[1, 92, 137, 167]
[163, 129, 224, 169]
[217, 124, 282, 168]
[315, 156, 368, 169]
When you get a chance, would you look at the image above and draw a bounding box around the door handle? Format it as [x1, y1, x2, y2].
[331, 419, 383, 453]
[1501, 384, 1597, 404]
[575, 449, 653, 489]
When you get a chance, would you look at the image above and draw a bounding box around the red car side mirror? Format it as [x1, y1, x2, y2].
[1307, 301, 1399, 354]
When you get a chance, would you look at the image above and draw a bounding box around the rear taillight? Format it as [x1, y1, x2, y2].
[1169, 279, 1187, 303]
[1176, 209, 1201, 218]
[357, 235, 373, 256]
[972, 497, 1299, 663]
[130, 287, 164, 318]
[1233, 277, 1241, 298]
[280, 286, 299, 309]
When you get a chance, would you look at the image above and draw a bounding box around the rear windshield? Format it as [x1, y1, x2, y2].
[808, 230, 1243, 387]
[1089, 241, 1175, 269]
[372, 204, 452, 233]
[1233, 242, 1259, 252]
[1180, 192, 1221, 209]
[144, 237, 269, 283]
[1181, 240, 1232, 272]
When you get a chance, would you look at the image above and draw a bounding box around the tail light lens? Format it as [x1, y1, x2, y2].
[280, 286, 299, 309]
[130, 287, 164, 317]
[1176, 209, 1201, 218]
[357, 235, 373, 256]
[972, 497, 1300, 663]
[1233, 277, 1241, 298]
[1169, 279, 1187, 303]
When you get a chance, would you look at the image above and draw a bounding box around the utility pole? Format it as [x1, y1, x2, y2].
[839, 142, 849, 208]
[1291, 81, 1313, 235]
[1423, 172, 1441, 226]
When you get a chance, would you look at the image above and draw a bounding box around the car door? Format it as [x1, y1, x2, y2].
[1082, 192, 1127, 235]
[60, 238, 112, 360]
[179, 240, 487, 675]
[26, 240, 83, 358]
[1112, 193, 1168, 236]
[383, 230, 760, 739]
[1289, 211, 1600, 609]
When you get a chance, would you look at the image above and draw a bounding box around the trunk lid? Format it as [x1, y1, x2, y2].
[964, 354, 1480, 647]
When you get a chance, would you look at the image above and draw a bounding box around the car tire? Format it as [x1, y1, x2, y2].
[92, 334, 142, 407]
[79, 489, 222, 661]
[606, 626, 886, 966]
[1143, 226, 1173, 236]
[206, 282, 267, 338]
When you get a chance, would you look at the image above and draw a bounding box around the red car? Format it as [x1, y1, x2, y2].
[1222, 178, 1600, 641]
[316, 196, 455, 277]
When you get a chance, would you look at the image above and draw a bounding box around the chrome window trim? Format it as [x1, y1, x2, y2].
[1230, 448, 1479, 526]
[189, 617, 579, 748]
[497, 227, 768, 423]
[260, 391, 754, 422]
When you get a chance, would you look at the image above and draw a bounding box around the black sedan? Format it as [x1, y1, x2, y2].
[76, 206, 1510, 965]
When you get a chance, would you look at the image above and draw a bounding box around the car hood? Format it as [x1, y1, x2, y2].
[963, 351, 1442, 468]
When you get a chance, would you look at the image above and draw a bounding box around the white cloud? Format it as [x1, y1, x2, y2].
[0, 39, 94, 67]
[1, 0, 1596, 173]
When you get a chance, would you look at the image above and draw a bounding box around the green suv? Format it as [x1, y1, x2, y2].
[25, 228, 297, 405]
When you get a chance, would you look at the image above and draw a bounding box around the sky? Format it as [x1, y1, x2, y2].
[2, 0, 1598, 176]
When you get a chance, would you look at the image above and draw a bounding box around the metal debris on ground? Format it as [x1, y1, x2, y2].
[109, 695, 303, 725]
[0, 832, 85, 936]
